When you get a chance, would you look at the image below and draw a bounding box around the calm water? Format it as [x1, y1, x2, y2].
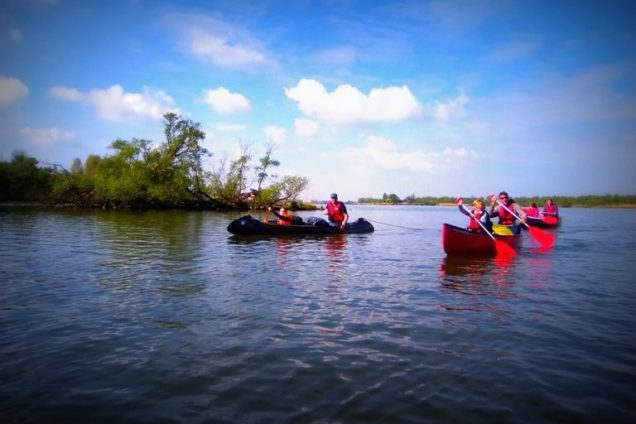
[1, 204, 635, 423]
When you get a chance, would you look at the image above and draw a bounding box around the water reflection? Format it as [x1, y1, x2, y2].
[92, 210, 208, 297]
[323, 234, 347, 285]
[438, 256, 516, 300]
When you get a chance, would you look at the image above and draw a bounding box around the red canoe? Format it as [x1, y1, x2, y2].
[442, 223, 520, 256]
[525, 214, 560, 228]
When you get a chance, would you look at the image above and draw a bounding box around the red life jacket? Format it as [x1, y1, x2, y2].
[498, 202, 515, 225]
[468, 210, 484, 231]
[277, 211, 293, 225]
[543, 204, 557, 216]
[326, 201, 346, 222]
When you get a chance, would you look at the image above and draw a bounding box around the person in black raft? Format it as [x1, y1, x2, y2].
[324, 193, 349, 230]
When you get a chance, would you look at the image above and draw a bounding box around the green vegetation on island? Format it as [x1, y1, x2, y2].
[0, 113, 310, 210]
[358, 193, 636, 208]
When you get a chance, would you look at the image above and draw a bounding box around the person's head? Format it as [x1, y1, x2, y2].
[330, 193, 338, 202]
[547, 199, 553, 205]
[498, 191, 509, 203]
[279, 207, 286, 214]
[531, 202, 537, 208]
[472, 199, 485, 210]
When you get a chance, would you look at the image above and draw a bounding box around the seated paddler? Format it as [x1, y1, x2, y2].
[267, 206, 295, 225]
[457, 197, 493, 233]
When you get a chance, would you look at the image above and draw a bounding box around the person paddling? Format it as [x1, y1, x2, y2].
[267, 206, 295, 225]
[457, 198, 493, 233]
[489, 191, 526, 234]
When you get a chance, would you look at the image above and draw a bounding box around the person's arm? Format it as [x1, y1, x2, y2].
[458, 205, 470, 217]
[488, 195, 499, 217]
[340, 203, 349, 228]
[482, 211, 493, 232]
[514, 203, 527, 221]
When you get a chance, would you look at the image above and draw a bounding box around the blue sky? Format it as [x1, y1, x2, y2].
[1, 0, 635, 201]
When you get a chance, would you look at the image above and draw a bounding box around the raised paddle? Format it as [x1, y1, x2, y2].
[494, 198, 555, 248]
[460, 203, 516, 258]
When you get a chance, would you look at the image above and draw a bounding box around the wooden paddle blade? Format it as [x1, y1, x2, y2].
[494, 240, 516, 258]
[528, 226, 555, 248]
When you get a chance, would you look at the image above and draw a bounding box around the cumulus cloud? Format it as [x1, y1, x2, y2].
[200, 87, 251, 115]
[264, 125, 287, 144]
[285, 79, 422, 125]
[294, 118, 319, 137]
[49, 84, 176, 122]
[343, 135, 478, 173]
[0, 76, 28, 107]
[430, 92, 469, 120]
[20, 126, 75, 146]
[186, 28, 267, 69]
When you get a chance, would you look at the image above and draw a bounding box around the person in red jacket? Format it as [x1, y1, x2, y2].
[489, 191, 526, 234]
[526, 202, 540, 218]
[324, 193, 349, 230]
[457, 198, 492, 233]
[268, 206, 295, 225]
[542, 199, 559, 218]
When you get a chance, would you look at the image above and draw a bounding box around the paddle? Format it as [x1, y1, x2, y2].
[494, 198, 555, 248]
[460, 204, 516, 258]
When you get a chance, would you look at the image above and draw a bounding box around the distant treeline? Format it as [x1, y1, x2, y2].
[0, 113, 309, 210]
[358, 193, 636, 208]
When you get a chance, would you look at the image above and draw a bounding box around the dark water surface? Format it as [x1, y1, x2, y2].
[1, 205, 635, 423]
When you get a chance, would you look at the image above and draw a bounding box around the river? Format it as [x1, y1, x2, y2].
[1, 204, 635, 423]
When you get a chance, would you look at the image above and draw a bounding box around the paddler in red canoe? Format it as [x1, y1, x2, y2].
[457, 197, 493, 233]
[489, 191, 527, 234]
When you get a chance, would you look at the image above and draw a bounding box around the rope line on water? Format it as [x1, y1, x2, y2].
[366, 218, 428, 231]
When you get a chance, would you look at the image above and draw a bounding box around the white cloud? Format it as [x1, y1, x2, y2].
[20, 126, 75, 146]
[187, 28, 267, 69]
[264, 125, 286, 144]
[430, 92, 469, 120]
[50, 84, 176, 122]
[343, 135, 478, 173]
[0, 77, 28, 107]
[200, 87, 251, 115]
[294, 118, 319, 137]
[285, 79, 422, 125]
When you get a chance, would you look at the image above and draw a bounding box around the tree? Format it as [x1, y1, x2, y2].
[0, 151, 54, 201]
[255, 145, 280, 191]
[210, 144, 252, 207]
[71, 158, 84, 174]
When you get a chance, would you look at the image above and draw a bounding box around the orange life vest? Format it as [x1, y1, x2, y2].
[498, 202, 515, 225]
[468, 210, 485, 231]
[277, 210, 294, 225]
[326, 201, 346, 223]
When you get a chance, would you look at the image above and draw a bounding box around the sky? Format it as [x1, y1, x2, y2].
[1, 0, 635, 201]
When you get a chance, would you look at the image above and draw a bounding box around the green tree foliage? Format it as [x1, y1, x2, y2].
[210, 145, 252, 208]
[0, 151, 54, 201]
[255, 145, 280, 192]
[26, 112, 309, 209]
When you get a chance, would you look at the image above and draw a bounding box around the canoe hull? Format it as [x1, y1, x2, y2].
[227, 215, 374, 235]
[526, 215, 560, 228]
[442, 223, 519, 256]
